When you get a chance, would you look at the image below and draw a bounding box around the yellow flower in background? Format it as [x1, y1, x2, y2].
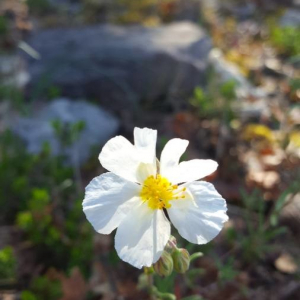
[289, 131, 300, 148]
[83, 128, 228, 268]
[243, 124, 275, 143]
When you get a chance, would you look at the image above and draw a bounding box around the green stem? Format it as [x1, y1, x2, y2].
[151, 287, 176, 300]
[144, 267, 156, 300]
[190, 252, 203, 263]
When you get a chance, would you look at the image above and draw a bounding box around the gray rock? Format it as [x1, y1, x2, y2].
[280, 9, 300, 27]
[47, 0, 82, 14]
[23, 22, 212, 110]
[13, 98, 119, 164]
[294, 0, 300, 8]
[0, 54, 29, 88]
[209, 48, 269, 119]
[209, 48, 266, 97]
[209, 48, 251, 89]
[221, 2, 256, 20]
[174, 0, 202, 22]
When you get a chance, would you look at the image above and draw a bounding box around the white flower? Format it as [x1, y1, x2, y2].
[83, 128, 228, 269]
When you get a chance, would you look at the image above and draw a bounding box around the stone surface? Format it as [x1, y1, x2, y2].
[209, 48, 269, 119]
[12, 98, 119, 164]
[280, 9, 300, 27]
[220, 1, 255, 20]
[209, 48, 265, 98]
[0, 54, 29, 88]
[47, 0, 82, 14]
[209, 48, 251, 89]
[23, 22, 212, 110]
[174, 0, 202, 22]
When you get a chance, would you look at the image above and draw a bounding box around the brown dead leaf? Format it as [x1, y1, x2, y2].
[94, 234, 112, 254]
[275, 253, 298, 274]
[117, 279, 140, 298]
[172, 112, 201, 141]
[0, 0, 31, 31]
[261, 149, 285, 168]
[2, 293, 16, 300]
[247, 170, 280, 189]
[58, 267, 88, 300]
[288, 107, 300, 126]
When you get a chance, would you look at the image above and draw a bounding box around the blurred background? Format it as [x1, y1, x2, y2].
[0, 0, 299, 299]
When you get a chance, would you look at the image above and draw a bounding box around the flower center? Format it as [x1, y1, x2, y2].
[140, 175, 186, 210]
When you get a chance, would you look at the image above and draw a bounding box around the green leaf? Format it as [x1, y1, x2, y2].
[21, 291, 37, 300]
[220, 80, 236, 101]
[182, 296, 205, 300]
[0, 246, 16, 280]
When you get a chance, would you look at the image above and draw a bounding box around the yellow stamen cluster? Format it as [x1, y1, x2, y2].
[140, 175, 186, 210]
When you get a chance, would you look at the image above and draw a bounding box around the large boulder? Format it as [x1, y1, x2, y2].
[12, 98, 119, 165]
[47, 0, 82, 13]
[23, 22, 212, 111]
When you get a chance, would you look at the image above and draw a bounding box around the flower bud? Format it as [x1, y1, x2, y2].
[172, 248, 190, 274]
[154, 251, 173, 277]
[164, 235, 177, 254]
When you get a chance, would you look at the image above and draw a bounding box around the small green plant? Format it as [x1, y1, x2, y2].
[21, 275, 62, 300]
[0, 246, 17, 280]
[289, 78, 300, 94]
[270, 180, 300, 227]
[16, 188, 55, 245]
[0, 16, 8, 36]
[216, 257, 238, 285]
[219, 80, 237, 101]
[20, 291, 37, 300]
[190, 87, 212, 116]
[0, 85, 27, 113]
[189, 79, 237, 123]
[47, 86, 61, 100]
[237, 189, 286, 262]
[51, 119, 86, 147]
[181, 297, 205, 300]
[270, 26, 300, 56]
[0, 128, 93, 284]
[15, 187, 93, 276]
[26, 0, 51, 14]
[0, 130, 72, 222]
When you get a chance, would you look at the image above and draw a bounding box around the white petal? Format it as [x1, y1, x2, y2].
[99, 136, 141, 182]
[134, 127, 157, 165]
[172, 159, 218, 184]
[115, 203, 171, 268]
[160, 138, 189, 181]
[136, 163, 157, 183]
[167, 181, 228, 244]
[83, 172, 140, 234]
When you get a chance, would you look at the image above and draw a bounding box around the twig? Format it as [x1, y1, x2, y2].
[144, 267, 156, 300]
